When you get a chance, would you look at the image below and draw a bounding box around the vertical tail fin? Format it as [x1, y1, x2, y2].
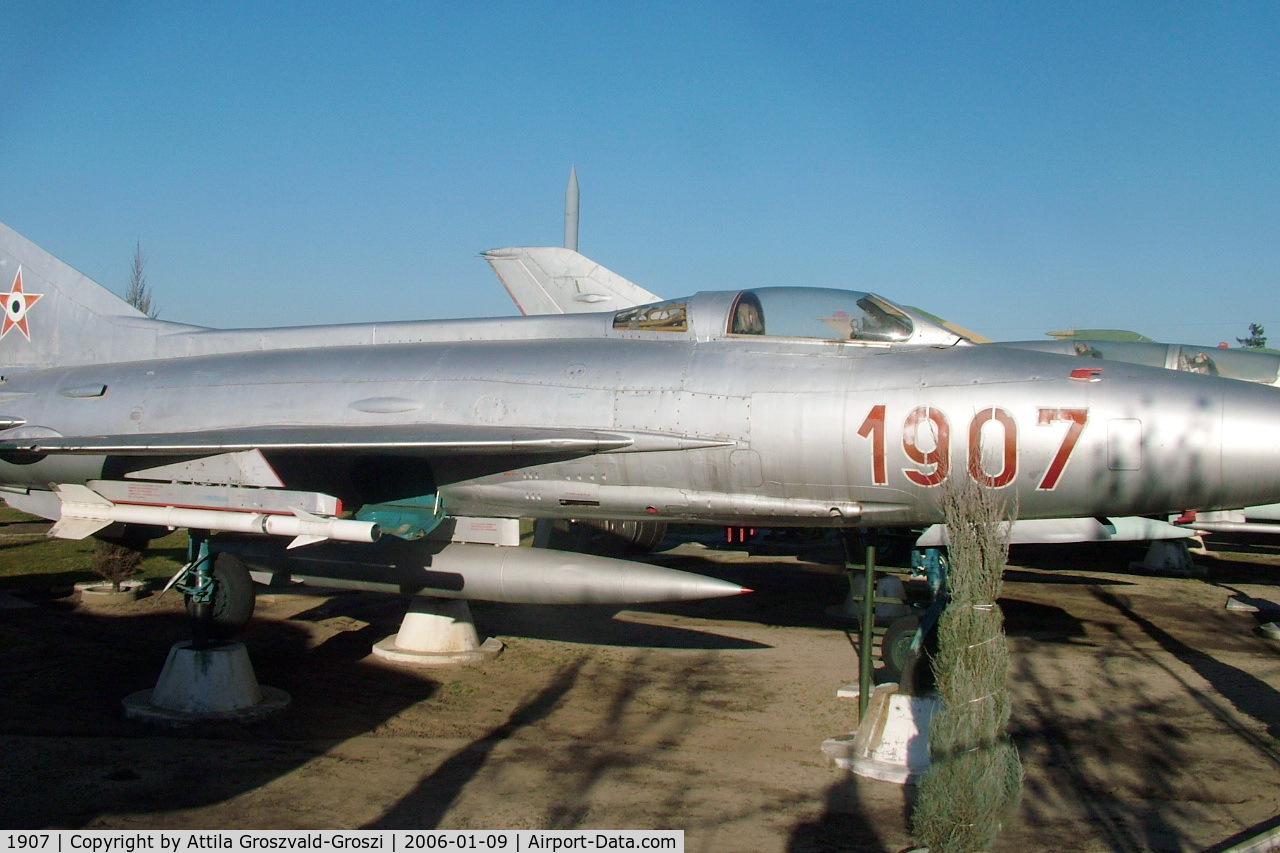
[482, 246, 661, 315]
[0, 222, 174, 371]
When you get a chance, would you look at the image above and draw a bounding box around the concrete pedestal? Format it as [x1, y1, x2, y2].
[822, 683, 940, 785]
[372, 597, 503, 666]
[75, 580, 146, 607]
[1130, 540, 1206, 578]
[123, 641, 290, 725]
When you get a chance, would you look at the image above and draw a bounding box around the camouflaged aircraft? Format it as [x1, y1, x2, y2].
[2, 222, 1279, 629]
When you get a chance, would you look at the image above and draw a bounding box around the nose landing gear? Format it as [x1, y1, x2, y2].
[124, 531, 284, 724]
[162, 531, 256, 645]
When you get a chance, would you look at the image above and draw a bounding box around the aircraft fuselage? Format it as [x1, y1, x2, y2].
[3, 299, 1278, 529]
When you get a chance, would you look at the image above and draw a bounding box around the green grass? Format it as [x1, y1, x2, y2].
[0, 511, 539, 593]
[0, 506, 188, 591]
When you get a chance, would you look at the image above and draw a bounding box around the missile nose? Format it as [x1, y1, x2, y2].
[674, 575, 752, 601]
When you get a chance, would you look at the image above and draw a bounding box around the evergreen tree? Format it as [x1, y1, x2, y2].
[1238, 323, 1266, 349]
[912, 478, 1022, 852]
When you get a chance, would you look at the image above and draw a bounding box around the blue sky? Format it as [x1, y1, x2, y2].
[3, 2, 1277, 344]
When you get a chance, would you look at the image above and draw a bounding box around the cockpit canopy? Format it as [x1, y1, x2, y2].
[611, 287, 960, 346]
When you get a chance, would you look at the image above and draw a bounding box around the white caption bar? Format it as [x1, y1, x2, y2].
[1, 832, 684, 853]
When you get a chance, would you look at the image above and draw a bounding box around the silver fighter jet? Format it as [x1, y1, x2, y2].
[2, 222, 1280, 624]
[486, 246, 1280, 548]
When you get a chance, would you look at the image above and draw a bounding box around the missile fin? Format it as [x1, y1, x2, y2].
[49, 483, 114, 539]
[52, 483, 113, 507]
[286, 508, 331, 547]
[48, 516, 112, 540]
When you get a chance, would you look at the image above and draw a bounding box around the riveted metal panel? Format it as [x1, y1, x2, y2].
[752, 391, 847, 491]
[729, 449, 763, 488]
[613, 390, 750, 441]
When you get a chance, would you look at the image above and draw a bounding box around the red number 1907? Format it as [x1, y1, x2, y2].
[856, 405, 1087, 490]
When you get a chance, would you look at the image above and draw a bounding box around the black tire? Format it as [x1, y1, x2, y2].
[880, 613, 921, 683]
[184, 553, 255, 638]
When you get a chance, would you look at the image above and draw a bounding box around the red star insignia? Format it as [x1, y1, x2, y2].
[1, 268, 43, 342]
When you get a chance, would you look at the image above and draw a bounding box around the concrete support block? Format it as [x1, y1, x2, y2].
[822, 682, 940, 785]
[123, 641, 290, 725]
[75, 579, 146, 607]
[1130, 540, 1206, 578]
[372, 597, 503, 666]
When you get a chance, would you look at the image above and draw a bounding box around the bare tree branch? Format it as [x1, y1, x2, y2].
[124, 239, 158, 318]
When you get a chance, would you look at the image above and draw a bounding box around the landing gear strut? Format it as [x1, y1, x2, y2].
[128, 531, 283, 724]
[166, 532, 255, 644]
[837, 535, 948, 694]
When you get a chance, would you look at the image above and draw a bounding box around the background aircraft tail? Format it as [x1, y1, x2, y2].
[482, 246, 660, 315]
[0, 222, 188, 372]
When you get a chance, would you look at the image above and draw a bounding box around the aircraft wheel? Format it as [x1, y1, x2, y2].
[612, 519, 669, 552]
[880, 613, 921, 683]
[185, 553, 256, 638]
[576, 519, 669, 553]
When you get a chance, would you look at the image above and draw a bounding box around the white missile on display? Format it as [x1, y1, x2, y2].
[419, 541, 747, 604]
[49, 483, 380, 549]
[222, 536, 750, 605]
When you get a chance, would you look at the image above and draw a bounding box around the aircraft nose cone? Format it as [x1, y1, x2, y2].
[1075, 367, 1280, 516]
[1217, 381, 1280, 509]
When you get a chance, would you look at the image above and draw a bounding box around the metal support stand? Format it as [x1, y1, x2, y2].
[841, 531, 877, 718]
[860, 541, 876, 718]
[824, 532, 942, 784]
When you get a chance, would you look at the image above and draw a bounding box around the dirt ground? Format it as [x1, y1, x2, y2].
[2, 532, 1280, 852]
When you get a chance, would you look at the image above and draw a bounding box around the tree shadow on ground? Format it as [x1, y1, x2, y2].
[367, 648, 778, 832]
[1092, 587, 1280, 745]
[1008, 585, 1280, 852]
[0, 592, 438, 827]
[365, 659, 587, 829]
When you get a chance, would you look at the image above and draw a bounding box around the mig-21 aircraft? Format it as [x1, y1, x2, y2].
[2, 221, 1280, 631]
